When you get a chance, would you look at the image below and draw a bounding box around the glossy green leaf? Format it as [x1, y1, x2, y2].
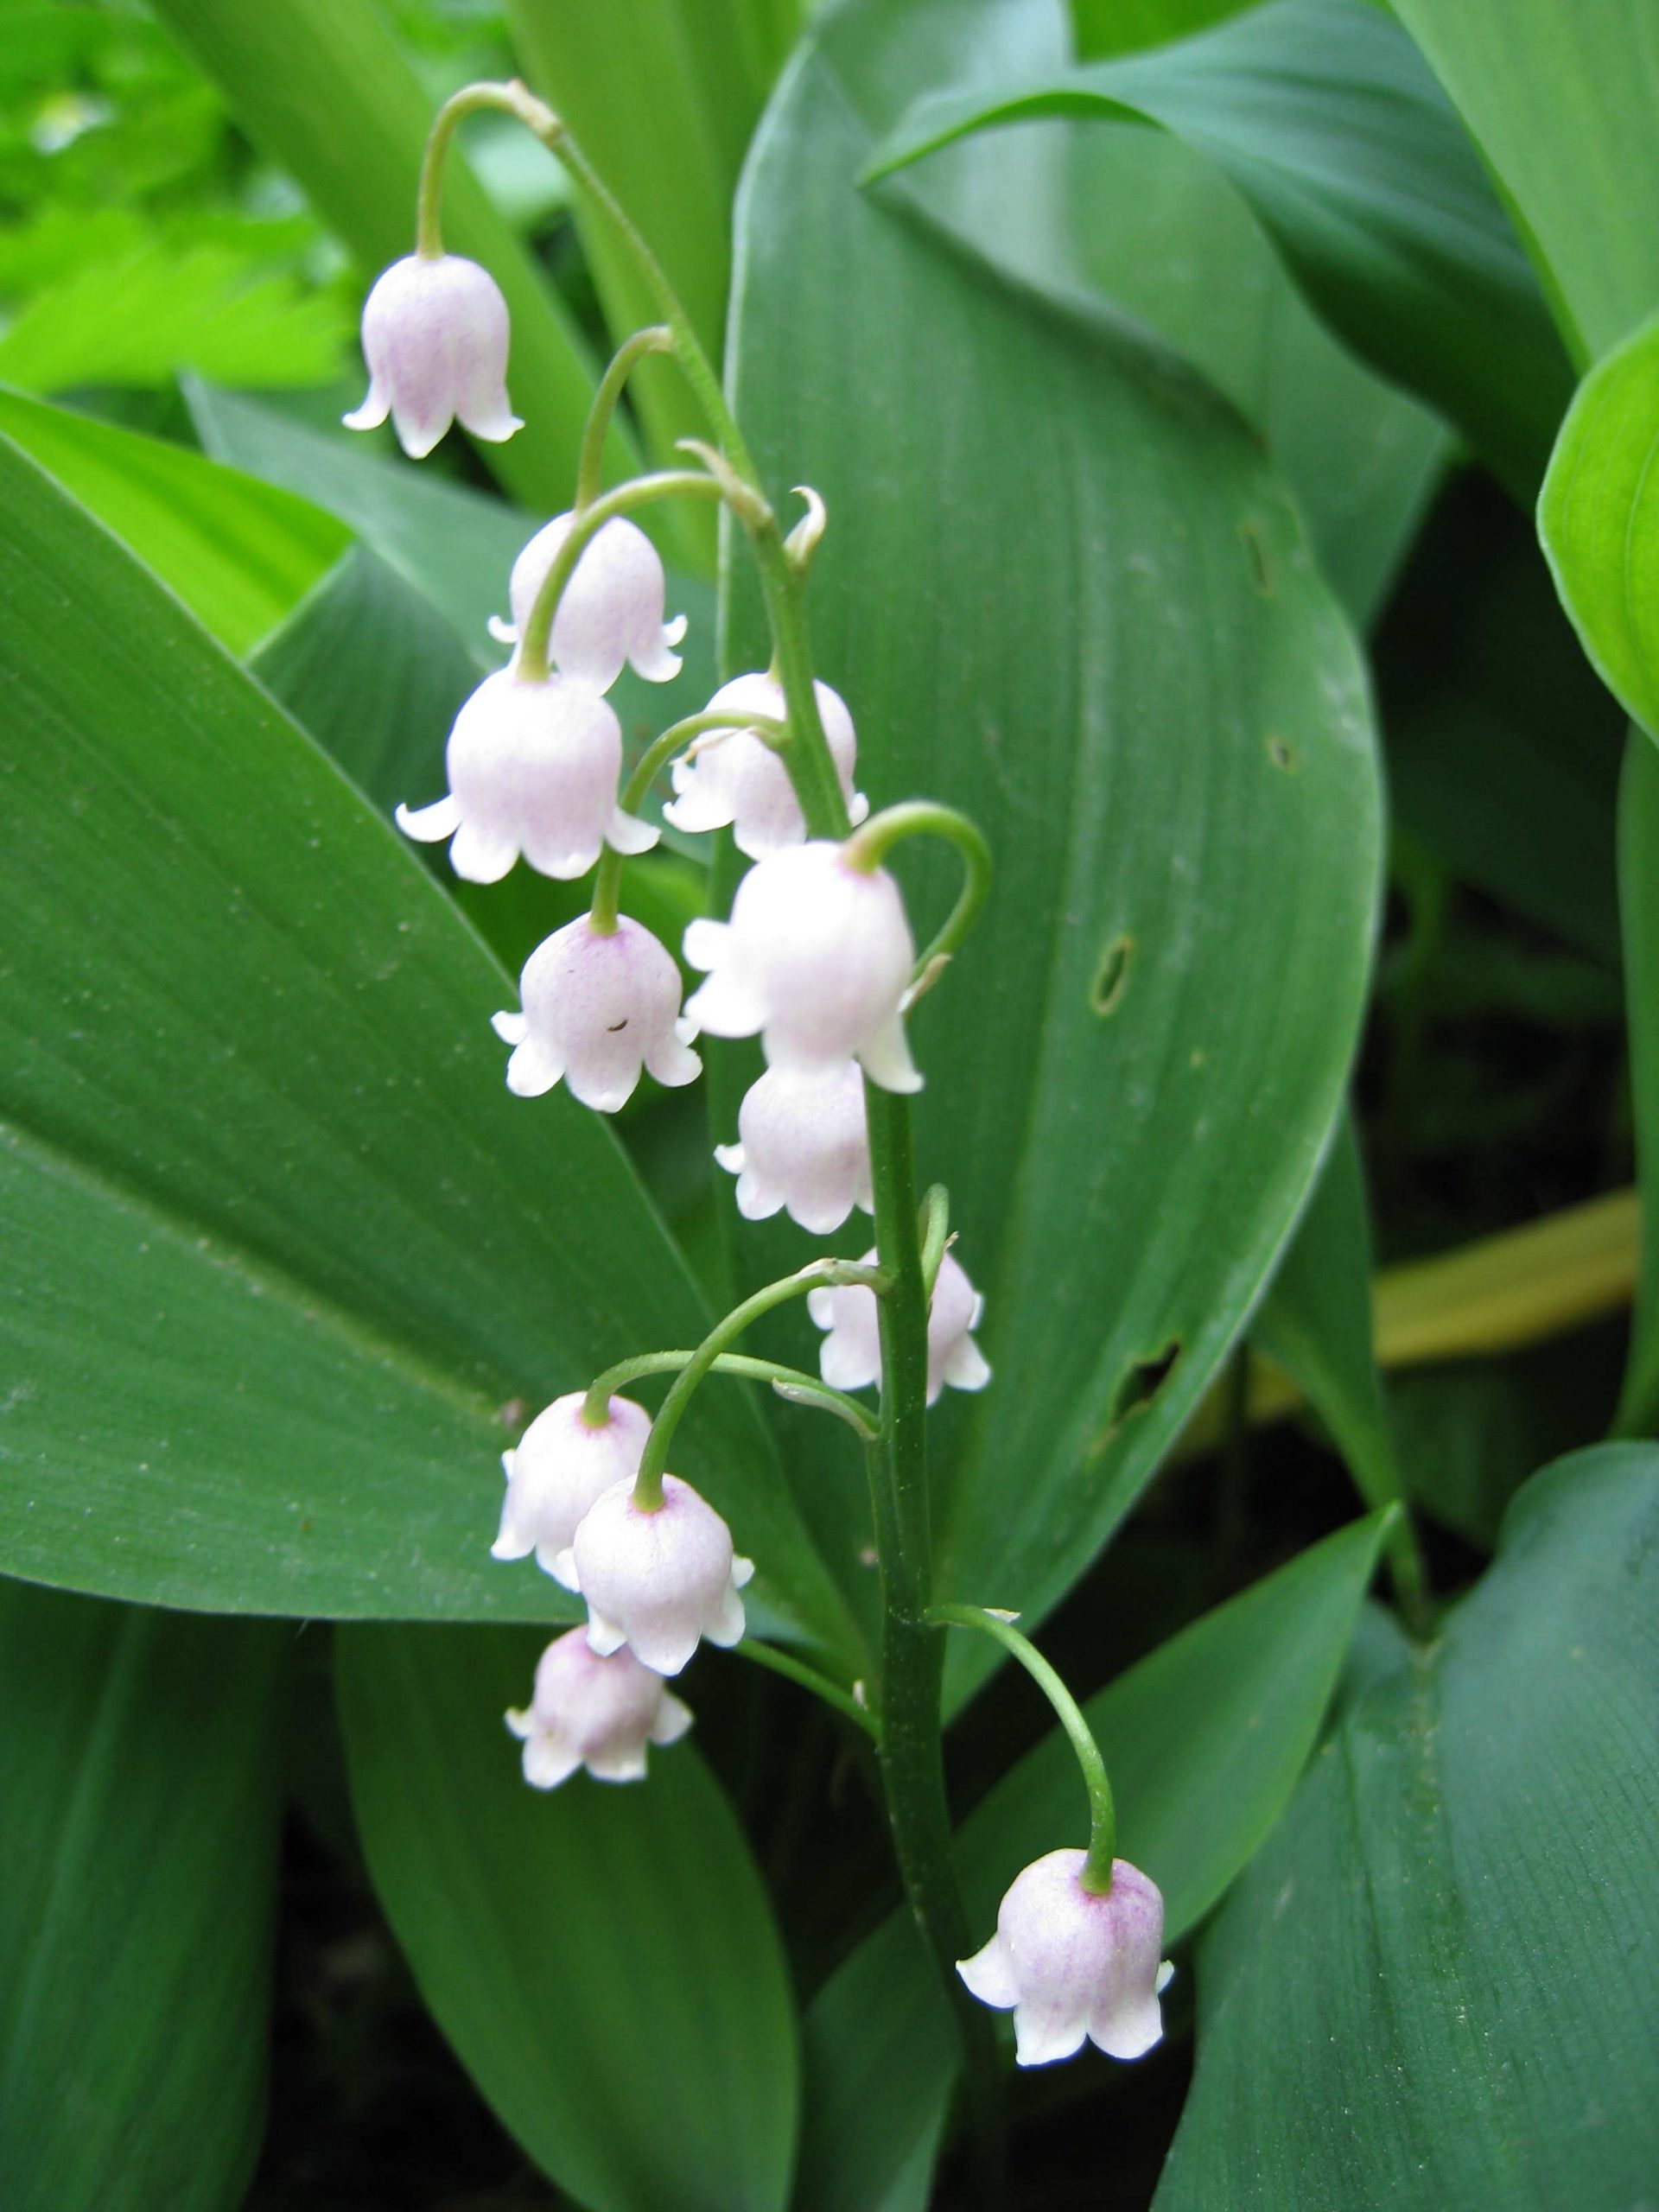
[0, 1579, 284, 2211]
[0, 384, 346, 655]
[1253, 1118, 1414, 1566]
[337, 1622, 798, 2212]
[728, 0, 1382, 1695]
[868, 0, 1572, 494]
[0, 239, 346, 392]
[798, 1512, 1391, 2212]
[1616, 734, 1659, 1433]
[1390, 0, 1659, 364]
[1156, 1444, 1659, 2209]
[1539, 313, 1659, 742]
[0, 433, 854, 1662]
[147, 0, 621, 512]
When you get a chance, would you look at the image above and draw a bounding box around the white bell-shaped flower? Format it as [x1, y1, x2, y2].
[489, 513, 685, 692]
[492, 1391, 652, 1575]
[957, 1849, 1173, 2067]
[663, 673, 868, 858]
[505, 1627, 692, 1789]
[715, 1062, 873, 1235]
[492, 912, 701, 1113]
[554, 1472, 753, 1677]
[808, 1247, 990, 1407]
[683, 841, 920, 1091]
[395, 664, 657, 885]
[344, 253, 521, 460]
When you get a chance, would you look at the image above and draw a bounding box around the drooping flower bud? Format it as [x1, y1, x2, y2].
[662, 673, 868, 859]
[554, 1473, 753, 1677]
[344, 254, 521, 460]
[715, 1062, 873, 1235]
[505, 1627, 692, 1789]
[492, 1392, 652, 1575]
[395, 665, 656, 884]
[683, 841, 920, 1091]
[489, 514, 685, 692]
[957, 1850, 1173, 2067]
[492, 913, 701, 1113]
[808, 1247, 989, 1406]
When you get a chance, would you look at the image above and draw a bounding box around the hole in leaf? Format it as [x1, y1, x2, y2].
[1267, 734, 1299, 772]
[1109, 1341, 1181, 1425]
[1241, 518, 1274, 594]
[1090, 933, 1134, 1017]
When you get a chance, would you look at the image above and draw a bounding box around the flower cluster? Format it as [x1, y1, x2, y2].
[352, 117, 1160, 2079]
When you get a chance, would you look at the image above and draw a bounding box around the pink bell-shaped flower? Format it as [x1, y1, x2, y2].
[395, 664, 657, 884]
[683, 841, 920, 1091]
[809, 1247, 990, 1407]
[663, 673, 868, 859]
[344, 254, 521, 460]
[492, 1392, 652, 1575]
[492, 912, 701, 1113]
[957, 1850, 1173, 2067]
[505, 1627, 692, 1789]
[489, 513, 685, 692]
[554, 1473, 753, 1677]
[715, 1062, 873, 1235]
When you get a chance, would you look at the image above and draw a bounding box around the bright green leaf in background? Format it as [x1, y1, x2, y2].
[0, 435, 853, 1665]
[0, 1580, 284, 2212]
[1390, 0, 1659, 365]
[1155, 1446, 1659, 2209]
[0, 385, 346, 655]
[798, 1512, 1392, 2212]
[147, 0, 621, 514]
[338, 1623, 799, 2212]
[867, 0, 1573, 496]
[727, 0, 1382, 1700]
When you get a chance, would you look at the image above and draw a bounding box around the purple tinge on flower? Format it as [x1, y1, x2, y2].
[492, 912, 701, 1113]
[663, 671, 868, 859]
[343, 253, 521, 460]
[809, 1246, 989, 1407]
[957, 1850, 1173, 2068]
[555, 1472, 753, 1677]
[715, 1061, 873, 1235]
[493, 1392, 652, 1576]
[394, 664, 656, 884]
[682, 840, 920, 1092]
[489, 513, 685, 692]
[505, 1626, 693, 1789]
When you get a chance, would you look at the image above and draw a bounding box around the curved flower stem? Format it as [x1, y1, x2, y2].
[844, 801, 994, 989]
[737, 1639, 880, 1738]
[931, 1605, 1119, 1895]
[575, 326, 672, 511]
[588, 706, 786, 934]
[515, 469, 726, 682]
[578, 1347, 877, 1444]
[617, 1259, 888, 1510]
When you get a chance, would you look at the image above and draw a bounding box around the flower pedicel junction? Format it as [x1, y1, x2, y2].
[347, 78, 1173, 2084]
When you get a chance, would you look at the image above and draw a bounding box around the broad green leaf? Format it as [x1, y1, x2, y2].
[868, 0, 1572, 494]
[505, 0, 799, 551]
[1252, 1118, 1418, 1605]
[1390, 0, 1659, 364]
[1539, 313, 1659, 742]
[1156, 1444, 1659, 2209]
[148, 0, 624, 513]
[0, 384, 346, 655]
[0, 1580, 284, 2212]
[798, 1512, 1392, 2212]
[728, 0, 1382, 1695]
[1071, 0, 1252, 59]
[1617, 734, 1659, 1433]
[0, 240, 346, 392]
[337, 1622, 798, 2212]
[0, 433, 855, 1664]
